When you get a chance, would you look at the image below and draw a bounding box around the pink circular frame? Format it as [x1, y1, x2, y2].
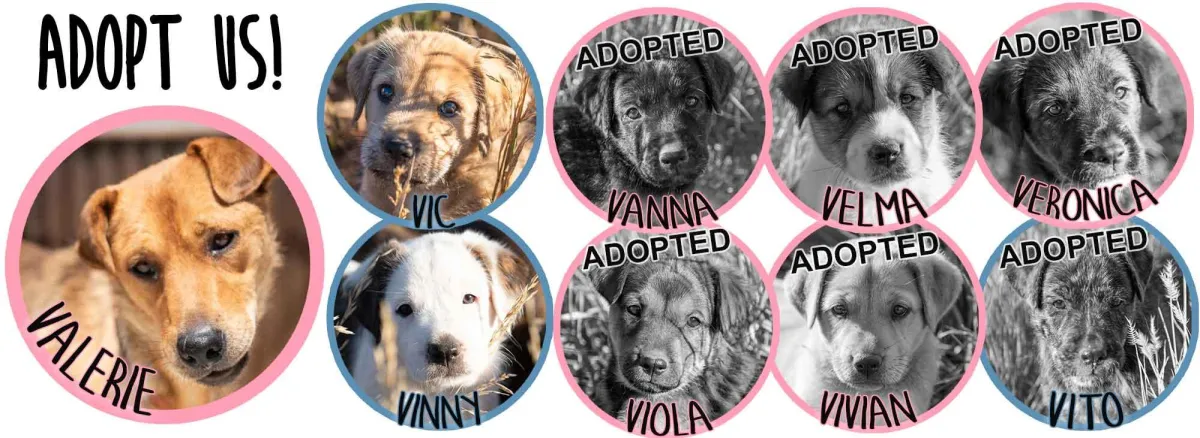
[553, 224, 780, 435]
[766, 220, 986, 432]
[762, 7, 983, 234]
[973, 2, 1193, 229]
[545, 7, 773, 233]
[6, 106, 325, 423]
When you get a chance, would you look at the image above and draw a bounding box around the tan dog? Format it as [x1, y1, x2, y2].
[21, 137, 285, 409]
[775, 248, 962, 419]
[347, 29, 534, 219]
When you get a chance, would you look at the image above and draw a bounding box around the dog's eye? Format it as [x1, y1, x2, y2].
[438, 100, 460, 118]
[687, 316, 703, 327]
[1115, 86, 1130, 99]
[1108, 298, 1126, 308]
[396, 304, 413, 317]
[830, 304, 848, 318]
[1050, 298, 1067, 310]
[377, 84, 394, 103]
[624, 107, 642, 120]
[208, 231, 238, 255]
[899, 93, 917, 105]
[463, 294, 477, 304]
[1045, 103, 1063, 116]
[892, 304, 911, 318]
[129, 261, 159, 281]
[626, 304, 642, 317]
[684, 96, 701, 108]
[834, 103, 851, 116]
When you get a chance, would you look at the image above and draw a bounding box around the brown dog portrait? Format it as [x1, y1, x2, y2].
[20, 124, 311, 410]
[325, 12, 536, 221]
[553, 15, 765, 212]
[561, 229, 770, 431]
[979, 11, 1186, 192]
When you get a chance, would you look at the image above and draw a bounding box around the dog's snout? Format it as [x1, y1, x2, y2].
[658, 143, 688, 167]
[177, 324, 226, 369]
[384, 136, 417, 161]
[636, 352, 670, 376]
[426, 338, 462, 366]
[1080, 142, 1127, 165]
[853, 354, 882, 376]
[868, 141, 902, 167]
[1079, 334, 1109, 365]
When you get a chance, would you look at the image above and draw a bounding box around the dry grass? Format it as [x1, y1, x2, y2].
[560, 229, 772, 402]
[556, 15, 765, 207]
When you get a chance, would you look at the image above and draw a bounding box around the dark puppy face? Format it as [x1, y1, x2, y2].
[1024, 252, 1145, 392]
[596, 259, 749, 395]
[574, 54, 734, 189]
[778, 17, 953, 187]
[982, 42, 1160, 186]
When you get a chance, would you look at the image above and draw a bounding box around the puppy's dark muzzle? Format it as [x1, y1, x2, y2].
[868, 141, 902, 168]
[384, 135, 418, 162]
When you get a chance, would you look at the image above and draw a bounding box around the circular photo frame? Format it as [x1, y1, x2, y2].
[554, 225, 776, 435]
[769, 221, 984, 431]
[318, 3, 543, 227]
[7, 106, 324, 423]
[326, 217, 552, 430]
[547, 7, 770, 231]
[976, 3, 1192, 228]
[765, 8, 980, 233]
[980, 217, 1196, 430]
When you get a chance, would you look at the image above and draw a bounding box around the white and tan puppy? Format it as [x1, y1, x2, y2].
[775, 245, 962, 419]
[343, 230, 533, 410]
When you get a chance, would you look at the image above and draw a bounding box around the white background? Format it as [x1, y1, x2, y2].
[0, 0, 1195, 436]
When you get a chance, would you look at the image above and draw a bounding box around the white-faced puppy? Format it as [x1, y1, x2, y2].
[347, 29, 534, 219]
[777, 15, 959, 220]
[776, 246, 963, 420]
[344, 231, 534, 409]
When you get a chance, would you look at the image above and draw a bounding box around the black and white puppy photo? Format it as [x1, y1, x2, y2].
[552, 13, 766, 227]
[330, 223, 548, 429]
[984, 221, 1194, 429]
[559, 228, 771, 434]
[771, 14, 976, 227]
[979, 9, 1188, 218]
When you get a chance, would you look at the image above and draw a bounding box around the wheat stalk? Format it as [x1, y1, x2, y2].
[389, 163, 416, 218]
[489, 275, 541, 350]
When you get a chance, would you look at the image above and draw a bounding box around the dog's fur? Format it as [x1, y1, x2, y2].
[1019, 246, 1151, 418]
[20, 137, 285, 409]
[980, 19, 1162, 189]
[776, 246, 963, 420]
[344, 230, 534, 410]
[777, 15, 959, 220]
[589, 257, 763, 428]
[555, 52, 735, 207]
[347, 29, 534, 219]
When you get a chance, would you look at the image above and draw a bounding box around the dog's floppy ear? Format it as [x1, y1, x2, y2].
[187, 137, 275, 204]
[781, 265, 833, 329]
[1119, 40, 1163, 111]
[1022, 261, 1051, 310]
[692, 53, 736, 111]
[709, 263, 754, 333]
[474, 47, 532, 158]
[594, 265, 630, 304]
[916, 43, 958, 94]
[979, 59, 1028, 148]
[909, 253, 964, 327]
[349, 239, 407, 341]
[775, 62, 816, 124]
[573, 66, 618, 135]
[462, 230, 536, 327]
[77, 186, 119, 271]
[347, 38, 387, 124]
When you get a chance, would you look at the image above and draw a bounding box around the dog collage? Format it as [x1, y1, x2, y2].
[6, 2, 1198, 436]
[773, 226, 979, 427]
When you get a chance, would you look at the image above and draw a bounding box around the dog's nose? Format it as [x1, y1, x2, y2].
[384, 137, 416, 161]
[868, 141, 902, 167]
[426, 340, 461, 366]
[658, 144, 688, 166]
[1080, 335, 1109, 365]
[177, 324, 226, 369]
[1081, 145, 1126, 165]
[637, 353, 669, 376]
[854, 354, 882, 376]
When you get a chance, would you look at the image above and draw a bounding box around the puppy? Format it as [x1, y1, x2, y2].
[590, 257, 763, 429]
[1020, 248, 1150, 418]
[555, 52, 734, 207]
[777, 15, 959, 220]
[980, 20, 1161, 190]
[344, 231, 534, 411]
[21, 137, 284, 409]
[776, 247, 963, 420]
[347, 29, 534, 219]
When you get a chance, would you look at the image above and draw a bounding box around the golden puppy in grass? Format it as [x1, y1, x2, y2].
[347, 29, 535, 220]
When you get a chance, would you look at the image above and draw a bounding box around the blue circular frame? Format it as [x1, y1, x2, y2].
[316, 3, 544, 227]
[979, 217, 1197, 430]
[324, 216, 554, 430]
